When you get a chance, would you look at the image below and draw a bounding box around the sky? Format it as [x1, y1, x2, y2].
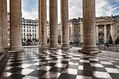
[7, 0, 119, 22]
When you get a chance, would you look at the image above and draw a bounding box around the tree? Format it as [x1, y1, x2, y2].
[115, 36, 119, 45]
[108, 36, 113, 44]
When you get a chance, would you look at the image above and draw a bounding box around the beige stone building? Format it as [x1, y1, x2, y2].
[64, 15, 119, 44]
[68, 18, 83, 44]
[96, 15, 119, 44]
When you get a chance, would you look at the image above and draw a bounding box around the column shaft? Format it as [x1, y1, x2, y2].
[104, 25, 107, 43]
[10, 0, 24, 51]
[110, 25, 113, 37]
[110, 25, 114, 43]
[80, 0, 100, 54]
[96, 26, 98, 42]
[1, 0, 8, 48]
[41, 0, 47, 46]
[38, 0, 41, 45]
[80, 22, 83, 43]
[0, 0, 3, 51]
[61, 0, 69, 47]
[49, 0, 58, 48]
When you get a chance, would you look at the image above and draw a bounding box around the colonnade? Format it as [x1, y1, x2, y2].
[0, 0, 100, 54]
[0, 0, 23, 52]
[39, 0, 69, 49]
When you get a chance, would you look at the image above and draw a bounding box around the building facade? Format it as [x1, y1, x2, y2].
[8, 15, 119, 45]
[96, 15, 119, 44]
[8, 18, 39, 45]
[64, 15, 119, 44]
[21, 18, 39, 43]
[8, 13, 49, 45]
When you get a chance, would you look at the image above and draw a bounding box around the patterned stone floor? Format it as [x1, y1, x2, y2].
[1, 47, 119, 79]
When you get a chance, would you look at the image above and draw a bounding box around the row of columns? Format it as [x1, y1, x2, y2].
[0, 0, 100, 54]
[96, 24, 115, 44]
[39, 0, 101, 54]
[39, 0, 100, 54]
[0, 0, 23, 52]
[39, 0, 69, 49]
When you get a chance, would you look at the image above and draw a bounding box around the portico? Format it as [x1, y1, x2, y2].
[0, 0, 100, 54]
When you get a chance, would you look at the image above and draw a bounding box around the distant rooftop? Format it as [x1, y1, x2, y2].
[69, 15, 119, 23]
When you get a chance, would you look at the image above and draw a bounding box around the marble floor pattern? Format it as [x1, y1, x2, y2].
[1, 47, 119, 79]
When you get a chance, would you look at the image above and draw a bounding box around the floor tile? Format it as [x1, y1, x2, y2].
[77, 70, 93, 76]
[58, 73, 76, 79]
[28, 70, 46, 77]
[105, 68, 119, 74]
[1, 47, 119, 79]
[42, 72, 60, 79]
[93, 71, 111, 79]
[91, 63, 104, 68]
[76, 75, 92, 79]
[49, 67, 64, 72]
[63, 68, 78, 75]
[109, 73, 119, 79]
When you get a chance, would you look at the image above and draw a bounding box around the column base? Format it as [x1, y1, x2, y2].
[0, 46, 4, 53]
[40, 44, 48, 49]
[61, 44, 72, 50]
[79, 46, 101, 55]
[3, 45, 9, 49]
[49, 45, 59, 50]
[39, 46, 48, 51]
[9, 46, 24, 53]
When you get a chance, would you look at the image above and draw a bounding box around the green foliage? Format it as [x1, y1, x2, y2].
[115, 36, 119, 44]
[108, 36, 113, 44]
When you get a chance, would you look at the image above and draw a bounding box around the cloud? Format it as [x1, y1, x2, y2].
[96, 0, 119, 16]
[22, 0, 38, 19]
[96, 0, 111, 16]
[69, 0, 82, 19]
[7, 0, 119, 21]
[69, 0, 119, 18]
[22, 0, 38, 12]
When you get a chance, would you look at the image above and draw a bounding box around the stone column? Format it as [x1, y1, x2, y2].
[110, 24, 114, 43]
[96, 25, 99, 42]
[38, 0, 41, 45]
[80, 22, 83, 43]
[80, 0, 100, 54]
[110, 24, 113, 37]
[41, 0, 47, 46]
[1, 0, 8, 49]
[0, 0, 3, 52]
[10, 0, 24, 52]
[74, 24, 80, 44]
[104, 25, 107, 43]
[61, 0, 69, 48]
[49, 0, 58, 49]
